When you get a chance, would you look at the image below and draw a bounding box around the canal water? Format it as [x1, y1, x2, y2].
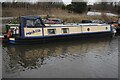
[2, 36, 118, 78]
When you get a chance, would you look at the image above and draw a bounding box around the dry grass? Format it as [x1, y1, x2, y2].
[2, 7, 118, 23]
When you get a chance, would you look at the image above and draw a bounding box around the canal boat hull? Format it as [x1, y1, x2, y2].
[7, 32, 113, 44]
[3, 16, 116, 44]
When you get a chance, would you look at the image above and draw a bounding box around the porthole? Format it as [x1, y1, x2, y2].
[106, 27, 108, 30]
[87, 28, 90, 31]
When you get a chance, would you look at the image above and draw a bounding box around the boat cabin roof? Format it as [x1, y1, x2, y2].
[6, 24, 19, 26]
[21, 16, 41, 20]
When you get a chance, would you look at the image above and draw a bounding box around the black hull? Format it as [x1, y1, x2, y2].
[3, 32, 113, 45]
[116, 28, 120, 35]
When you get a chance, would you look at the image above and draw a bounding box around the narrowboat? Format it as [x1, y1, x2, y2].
[3, 16, 116, 44]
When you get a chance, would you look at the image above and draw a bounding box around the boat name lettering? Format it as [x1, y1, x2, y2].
[26, 29, 41, 35]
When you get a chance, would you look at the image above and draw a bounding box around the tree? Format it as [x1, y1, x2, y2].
[117, 6, 120, 14]
[100, 2, 107, 11]
[72, 2, 87, 13]
[66, 4, 73, 12]
[61, 5, 66, 10]
[66, 2, 87, 13]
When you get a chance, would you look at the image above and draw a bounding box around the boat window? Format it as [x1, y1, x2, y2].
[26, 20, 34, 26]
[26, 19, 43, 28]
[87, 28, 90, 31]
[48, 29, 56, 34]
[34, 19, 42, 26]
[62, 28, 69, 33]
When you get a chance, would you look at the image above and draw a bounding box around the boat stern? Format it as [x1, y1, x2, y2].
[9, 38, 16, 44]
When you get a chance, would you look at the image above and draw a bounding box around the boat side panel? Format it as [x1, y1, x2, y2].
[24, 28, 43, 37]
[43, 25, 111, 36]
[44, 26, 82, 36]
[82, 25, 111, 33]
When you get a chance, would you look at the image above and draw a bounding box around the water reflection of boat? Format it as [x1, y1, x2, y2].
[3, 37, 111, 71]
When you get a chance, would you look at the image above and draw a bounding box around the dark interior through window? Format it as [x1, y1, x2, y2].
[62, 28, 69, 33]
[48, 29, 56, 34]
[26, 19, 43, 28]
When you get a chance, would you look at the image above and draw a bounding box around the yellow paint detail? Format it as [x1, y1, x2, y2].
[69, 27, 82, 34]
[9, 38, 15, 40]
[24, 28, 43, 37]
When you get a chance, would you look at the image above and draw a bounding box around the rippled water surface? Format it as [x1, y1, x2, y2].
[2, 37, 118, 78]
